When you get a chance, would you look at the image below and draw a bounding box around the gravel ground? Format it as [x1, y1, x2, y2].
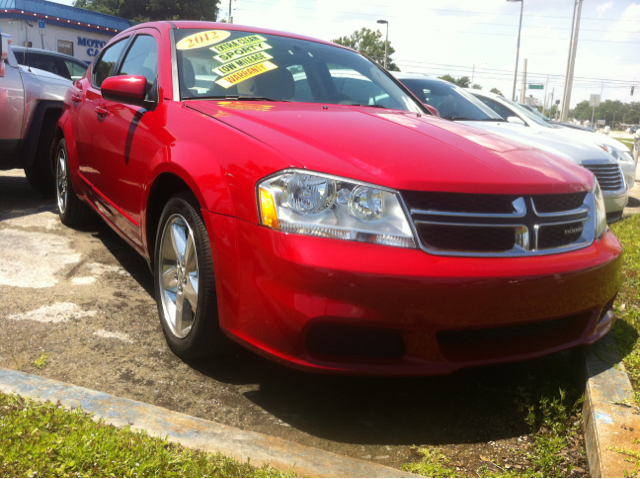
[4, 169, 633, 475]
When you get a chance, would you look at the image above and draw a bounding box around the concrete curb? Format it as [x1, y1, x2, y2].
[0, 368, 415, 478]
[583, 334, 640, 477]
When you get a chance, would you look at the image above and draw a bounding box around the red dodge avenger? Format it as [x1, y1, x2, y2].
[55, 21, 622, 375]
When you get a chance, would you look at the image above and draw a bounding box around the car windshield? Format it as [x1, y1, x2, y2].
[399, 78, 503, 121]
[173, 29, 422, 112]
[500, 96, 552, 128]
[522, 104, 549, 121]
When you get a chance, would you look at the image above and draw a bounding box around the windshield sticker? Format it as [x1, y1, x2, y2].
[213, 51, 274, 76]
[176, 30, 231, 50]
[210, 35, 266, 54]
[213, 42, 272, 63]
[215, 61, 277, 89]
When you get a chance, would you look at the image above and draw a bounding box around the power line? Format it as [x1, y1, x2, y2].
[235, 0, 640, 23]
[394, 60, 638, 86]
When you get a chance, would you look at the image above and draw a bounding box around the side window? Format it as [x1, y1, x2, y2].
[93, 39, 128, 88]
[64, 60, 88, 81]
[477, 97, 511, 120]
[118, 35, 158, 101]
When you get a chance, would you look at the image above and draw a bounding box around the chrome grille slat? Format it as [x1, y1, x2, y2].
[582, 163, 624, 191]
[400, 191, 594, 257]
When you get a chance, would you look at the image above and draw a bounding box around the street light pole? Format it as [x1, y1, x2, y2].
[471, 63, 486, 85]
[377, 19, 388, 69]
[507, 0, 524, 102]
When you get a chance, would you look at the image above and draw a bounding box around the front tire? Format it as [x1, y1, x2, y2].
[56, 139, 93, 227]
[154, 192, 230, 359]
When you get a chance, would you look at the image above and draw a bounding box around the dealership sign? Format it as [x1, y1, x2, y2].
[78, 37, 107, 56]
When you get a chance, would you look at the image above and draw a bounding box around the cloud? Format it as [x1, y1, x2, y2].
[596, 1, 614, 18]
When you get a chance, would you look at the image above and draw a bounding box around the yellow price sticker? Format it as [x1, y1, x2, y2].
[176, 30, 231, 50]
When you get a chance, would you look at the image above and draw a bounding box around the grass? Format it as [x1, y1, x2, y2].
[0, 392, 293, 478]
[610, 215, 640, 405]
[402, 387, 585, 478]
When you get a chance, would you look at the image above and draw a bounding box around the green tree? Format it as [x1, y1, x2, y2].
[569, 99, 640, 127]
[331, 28, 399, 71]
[490, 87, 504, 96]
[74, 0, 220, 22]
[471, 83, 482, 90]
[437, 74, 470, 88]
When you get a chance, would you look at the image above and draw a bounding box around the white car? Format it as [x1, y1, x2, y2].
[469, 89, 637, 190]
[394, 73, 629, 221]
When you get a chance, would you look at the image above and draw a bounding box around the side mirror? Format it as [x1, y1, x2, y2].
[507, 116, 525, 125]
[101, 75, 147, 105]
[423, 103, 440, 117]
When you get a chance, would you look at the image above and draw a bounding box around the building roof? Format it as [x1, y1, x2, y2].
[0, 0, 131, 33]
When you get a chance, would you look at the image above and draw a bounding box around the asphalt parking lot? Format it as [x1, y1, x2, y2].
[3, 169, 637, 474]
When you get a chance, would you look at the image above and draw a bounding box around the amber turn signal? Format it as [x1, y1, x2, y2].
[259, 188, 280, 230]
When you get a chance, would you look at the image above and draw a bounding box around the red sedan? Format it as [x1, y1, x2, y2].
[55, 21, 621, 375]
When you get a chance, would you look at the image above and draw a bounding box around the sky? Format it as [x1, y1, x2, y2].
[51, 0, 640, 112]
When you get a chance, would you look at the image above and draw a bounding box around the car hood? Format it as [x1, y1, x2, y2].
[189, 101, 592, 195]
[456, 120, 615, 165]
[549, 126, 632, 154]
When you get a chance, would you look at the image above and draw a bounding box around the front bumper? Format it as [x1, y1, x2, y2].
[602, 187, 628, 218]
[204, 211, 622, 376]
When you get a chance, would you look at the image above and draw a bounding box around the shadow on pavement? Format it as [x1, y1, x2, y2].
[187, 346, 585, 447]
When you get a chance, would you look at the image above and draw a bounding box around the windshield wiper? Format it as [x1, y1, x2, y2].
[344, 103, 386, 108]
[443, 116, 503, 122]
[193, 95, 289, 102]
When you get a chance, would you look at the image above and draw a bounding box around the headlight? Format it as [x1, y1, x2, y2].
[597, 143, 633, 163]
[592, 179, 607, 239]
[258, 170, 416, 248]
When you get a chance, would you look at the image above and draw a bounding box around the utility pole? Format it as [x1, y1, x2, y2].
[508, 0, 524, 102]
[561, 0, 583, 121]
[228, 0, 233, 23]
[549, 87, 554, 117]
[377, 20, 389, 69]
[520, 58, 527, 103]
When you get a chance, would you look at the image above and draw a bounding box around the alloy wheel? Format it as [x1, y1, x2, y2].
[159, 214, 199, 339]
[56, 147, 68, 214]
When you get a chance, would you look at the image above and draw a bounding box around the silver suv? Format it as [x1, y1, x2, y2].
[0, 29, 72, 194]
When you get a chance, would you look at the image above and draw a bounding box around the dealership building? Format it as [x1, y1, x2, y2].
[0, 0, 130, 63]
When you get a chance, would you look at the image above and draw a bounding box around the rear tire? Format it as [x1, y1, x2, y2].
[56, 139, 94, 227]
[24, 125, 56, 196]
[154, 192, 231, 359]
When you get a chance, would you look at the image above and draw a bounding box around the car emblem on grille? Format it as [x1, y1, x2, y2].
[564, 226, 583, 235]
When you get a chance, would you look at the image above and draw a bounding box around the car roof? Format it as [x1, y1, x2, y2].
[467, 88, 501, 100]
[118, 21, 348, 52]
[11, 46, 87, 65]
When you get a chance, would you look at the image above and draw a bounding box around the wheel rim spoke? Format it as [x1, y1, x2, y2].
[170, 222, 187, 266]
[184, 274, 198, 315]
[162, 265, 178, 290]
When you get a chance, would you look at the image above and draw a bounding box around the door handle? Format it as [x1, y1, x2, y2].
[71, 93, 81, 103]
[95, 106, 108, 117]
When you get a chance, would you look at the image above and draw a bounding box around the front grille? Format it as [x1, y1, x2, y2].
[401, 191, 593, 256]
[582, 163, 624, 191]
[533, 192, 587, 213]
[416, 224, 515, 252]
[401, 191, 517, 214]
[538, 221, 584, 249]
